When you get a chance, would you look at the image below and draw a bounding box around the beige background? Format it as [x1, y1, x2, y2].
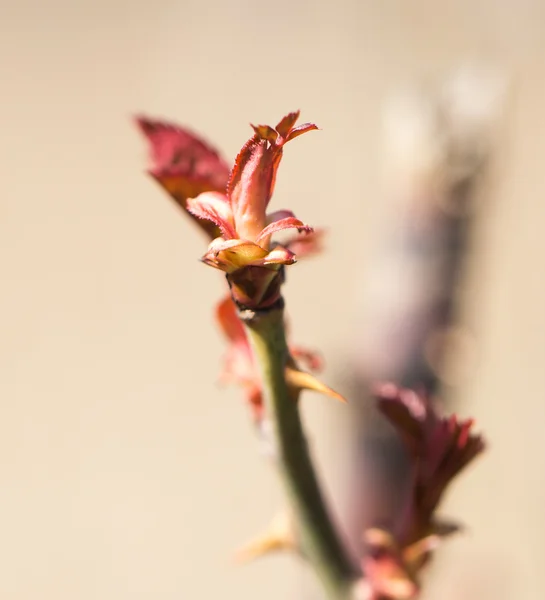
[1, 1, 545, 598]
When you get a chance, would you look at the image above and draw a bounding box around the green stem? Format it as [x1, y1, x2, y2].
[243, 306, 359, 600]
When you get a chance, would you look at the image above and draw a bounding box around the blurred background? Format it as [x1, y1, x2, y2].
[1, 1, 545, 598]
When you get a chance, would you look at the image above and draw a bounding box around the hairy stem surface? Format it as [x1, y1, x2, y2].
[243, 306, 358, 600]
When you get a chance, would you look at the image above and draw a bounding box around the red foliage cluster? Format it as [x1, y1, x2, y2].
[362, 384, 485, 599]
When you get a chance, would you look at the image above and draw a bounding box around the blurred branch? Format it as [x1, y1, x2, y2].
[345, 68, 506, 561]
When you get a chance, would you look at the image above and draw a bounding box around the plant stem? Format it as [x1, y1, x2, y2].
[243, 306, 359, 600]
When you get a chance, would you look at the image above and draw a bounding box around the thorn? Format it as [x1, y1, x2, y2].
[402, 535, 441, 567]
[285, 367, 347, 403]
[234, 512, 296, 564]
[363, 527, 397, 549]
[402, 520, 461, 567]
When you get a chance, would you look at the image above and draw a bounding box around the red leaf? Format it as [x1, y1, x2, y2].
[186, 192, 236, 239]
[251, 124, 279, 143]
[284, 228, 325, 259]
[276, 111, 300, 138]
[135, 115, 230, 238]
[216, 295, 246, 345]
[227, 136, 283, 240]
[255, 217, 313, 245]
[374, 383, 485, 518]
[286, 122, 319, 141]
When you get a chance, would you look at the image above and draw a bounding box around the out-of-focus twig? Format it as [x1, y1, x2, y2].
[345, 68, 506, 563]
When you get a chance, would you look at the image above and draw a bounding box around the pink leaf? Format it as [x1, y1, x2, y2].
[286, 123, 319, 141]
[256, 216, 313, 245]
[186, 192, 237, 239]
[284, 228, 325, 259]
[216, 295, 246, 344]
[226, 137, 282, 241]
[275, 111, 301, 138]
